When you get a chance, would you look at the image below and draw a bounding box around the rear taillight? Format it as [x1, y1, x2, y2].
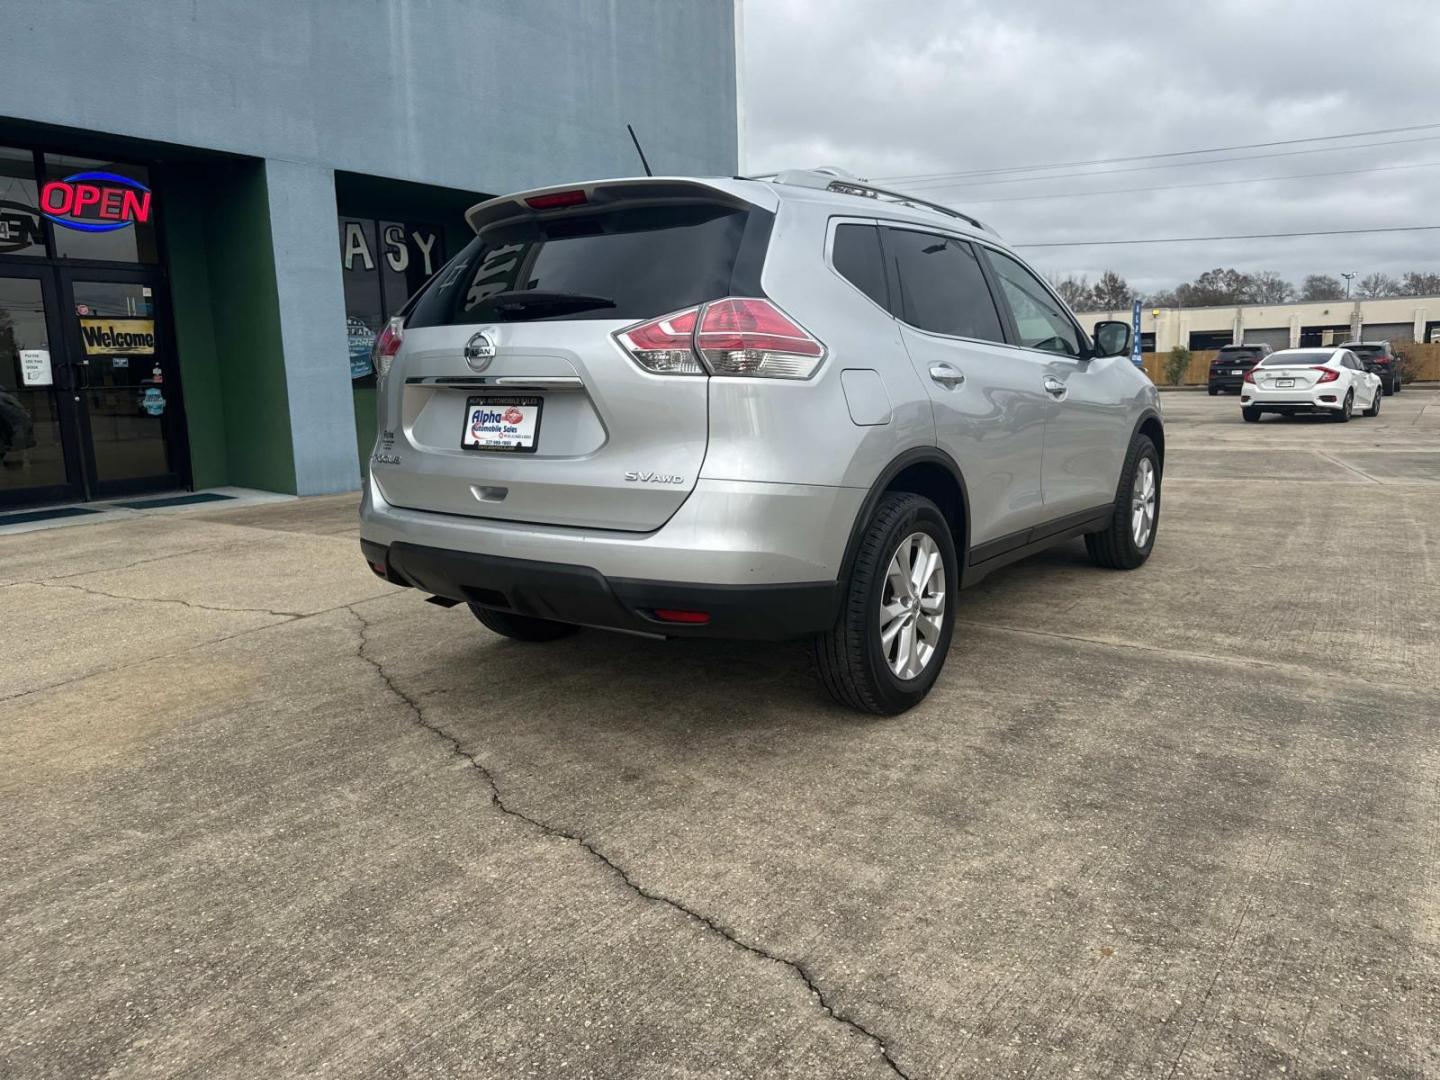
[696, 298, 825, 378]
[1243, 367, 1256, 383]
[373, 316, 404, 378]
[1373, 356, 1390, 364]
[652, 608, 711, 625]
[614, 298, 827, 380]
[614, 307, 705, 375]
[1315, 367, 1340, 383]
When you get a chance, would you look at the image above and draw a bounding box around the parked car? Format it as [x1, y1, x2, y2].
[358, 168, 1163, 714]
[1207, 343, 1272, 395]
[1240, 348, 1382, 423]
[1338, 340, 1403, 395]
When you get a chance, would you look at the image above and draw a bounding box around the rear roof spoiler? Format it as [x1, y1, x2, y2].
[464, 177, 774, 234]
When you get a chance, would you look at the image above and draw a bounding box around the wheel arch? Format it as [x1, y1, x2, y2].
[1133, 409, 1165, 469]
[837, 447, 970, 584]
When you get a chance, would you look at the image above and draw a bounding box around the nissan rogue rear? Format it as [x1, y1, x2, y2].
[360, 170, 1164, 714]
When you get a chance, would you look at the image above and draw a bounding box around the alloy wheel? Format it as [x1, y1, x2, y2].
[1131, 457, 1157, 549]
[879, 532, 946, 680]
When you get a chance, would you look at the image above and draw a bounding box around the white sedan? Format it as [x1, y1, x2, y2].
[1240, 347, 1383, 423]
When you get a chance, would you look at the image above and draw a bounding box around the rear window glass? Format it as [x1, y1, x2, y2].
[1347, 345, 1383, 357]
[1217, 347, 1260, 357]
[408, 202, 768, 326]
[1261, 351, 1334, 366]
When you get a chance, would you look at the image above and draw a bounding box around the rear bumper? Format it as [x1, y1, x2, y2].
[358, 475, 865, 639]
[1208, 372, 1247, 390]
[1239, 387, 1341, 411]
[363, 539, 839, 640]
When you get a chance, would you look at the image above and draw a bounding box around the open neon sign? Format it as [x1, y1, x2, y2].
[39, 171, 152, 233]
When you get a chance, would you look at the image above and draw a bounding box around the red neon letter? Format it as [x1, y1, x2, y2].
[41, 181, 72, 214]
[120, 189, 151, 223]
[73, 184, 101, 216]
[99, 187, 124, 219]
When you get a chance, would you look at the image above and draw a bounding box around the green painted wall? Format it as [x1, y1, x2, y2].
[353, 385, 377, 468]
[208, 163, 295, 492]
[161, 160, 296, 494]
[162, 176, 228, 489]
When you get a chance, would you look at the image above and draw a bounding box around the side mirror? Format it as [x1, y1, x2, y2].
[1092, 320, 1132, 359]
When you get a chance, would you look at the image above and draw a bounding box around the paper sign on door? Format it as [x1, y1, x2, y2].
[19, 349, 52, 386]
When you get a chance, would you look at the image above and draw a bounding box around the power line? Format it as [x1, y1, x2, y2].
[901, 134, 1440, 192]
[873, 121, 1440, 184]
[1012, 225, 1440, 249]
[962, 160, 1440, 205]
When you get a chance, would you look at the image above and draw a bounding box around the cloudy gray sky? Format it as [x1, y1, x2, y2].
[741, 0, 1440, 295]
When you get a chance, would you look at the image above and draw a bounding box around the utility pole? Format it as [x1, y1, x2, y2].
[1342, 272, 1356, 298]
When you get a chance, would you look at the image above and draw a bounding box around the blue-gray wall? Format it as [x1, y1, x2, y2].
[0, 0, 739, 195]
[1, 0, 739, 494]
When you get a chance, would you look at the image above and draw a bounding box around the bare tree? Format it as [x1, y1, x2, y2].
[1049, 273, 1094, 311]
[1399, 271, 1440, 297]
[1249, 271, 1294, 304]
[1356, 273, 1401, 299]
[1089, 270, 1134, 312]
[1299, 274, 1345, 301]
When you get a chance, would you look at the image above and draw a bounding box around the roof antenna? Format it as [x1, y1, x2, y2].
[627, 124, 654, 177]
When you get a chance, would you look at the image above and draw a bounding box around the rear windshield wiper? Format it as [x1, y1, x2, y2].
[482, 290, 616, 318]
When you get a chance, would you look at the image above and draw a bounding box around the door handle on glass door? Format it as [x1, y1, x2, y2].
[929, 363, 965, 389]
[1043, 375, 1067, 397]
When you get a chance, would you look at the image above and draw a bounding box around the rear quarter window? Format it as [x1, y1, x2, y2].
[831, 223, 888, 309]
[408, 202, 771, 326]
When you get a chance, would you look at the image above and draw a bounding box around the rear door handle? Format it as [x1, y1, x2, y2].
[1043, 375, 1067, 398]
[929, 362, 965, 389]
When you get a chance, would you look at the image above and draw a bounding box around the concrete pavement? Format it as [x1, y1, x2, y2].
[2, 392, 1438, 1078]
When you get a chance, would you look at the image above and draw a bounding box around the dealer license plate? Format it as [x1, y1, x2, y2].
[461, 395, 543, 453]
[1230, 368, 1243, 375]
[1275, 378, 1294, 388]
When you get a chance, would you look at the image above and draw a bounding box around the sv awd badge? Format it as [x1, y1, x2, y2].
[624, 471, 686, 484]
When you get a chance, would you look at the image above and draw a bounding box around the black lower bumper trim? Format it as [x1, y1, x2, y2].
[367, 540, 840, 640]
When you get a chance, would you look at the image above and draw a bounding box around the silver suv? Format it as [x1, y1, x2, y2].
[360, 169, 1163, 714]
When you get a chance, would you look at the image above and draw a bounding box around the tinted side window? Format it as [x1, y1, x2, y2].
[985, 249, 1083, 356]
[881, 227, 1004, 342]
[832, 224, 888, 309]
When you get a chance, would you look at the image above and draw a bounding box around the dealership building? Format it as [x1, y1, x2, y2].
[0, 1, 739, 511]
[1077, 294, 1440, 354]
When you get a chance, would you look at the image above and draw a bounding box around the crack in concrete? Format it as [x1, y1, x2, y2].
[347, 604, 913, 1080]
[22, 579, 307, 619]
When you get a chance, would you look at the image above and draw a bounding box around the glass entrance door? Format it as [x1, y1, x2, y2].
[0, 265, 186, 508]
[0, 268, 85, 508]
[59, 271, 186, 499]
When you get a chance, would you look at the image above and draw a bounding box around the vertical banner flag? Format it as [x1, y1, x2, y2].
[1131, 300, 1144, 367]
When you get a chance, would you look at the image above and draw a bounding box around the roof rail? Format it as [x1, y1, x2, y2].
[767, 167, 997, 236]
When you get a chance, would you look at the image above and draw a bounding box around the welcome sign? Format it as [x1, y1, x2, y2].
[79, 317, 156, 355]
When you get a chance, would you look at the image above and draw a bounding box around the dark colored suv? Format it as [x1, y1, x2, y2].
[1208, 344, 1272, 395]
[1339, 341, 1403, 395]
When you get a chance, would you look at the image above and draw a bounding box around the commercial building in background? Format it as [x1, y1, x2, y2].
[0, 1, 739, 511]
[1077, 294, 1440, 355]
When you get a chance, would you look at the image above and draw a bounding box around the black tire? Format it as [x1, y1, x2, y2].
[1391, 377, 1401, 394]
[1207, 386, 1219, 396]
[811, 492, 957, 716]
[1363, 388, 1381, 417]
[1242, 407, 1261, 423]
[1085, 435, 1160, 570]
[1332, 391, 1353, 423]
[468, 603, 578, 642]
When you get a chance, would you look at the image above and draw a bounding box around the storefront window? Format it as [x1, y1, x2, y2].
[0, 146, 45, 257]
[43, 154, 158, 264]
[339, 216, 443, 384]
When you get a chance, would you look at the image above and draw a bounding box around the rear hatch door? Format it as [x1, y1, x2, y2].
[374, 181, 772, 532]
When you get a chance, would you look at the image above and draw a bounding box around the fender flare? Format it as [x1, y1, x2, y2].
[1129, 407, 1166, 468]
[835, 446, 972, 585]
